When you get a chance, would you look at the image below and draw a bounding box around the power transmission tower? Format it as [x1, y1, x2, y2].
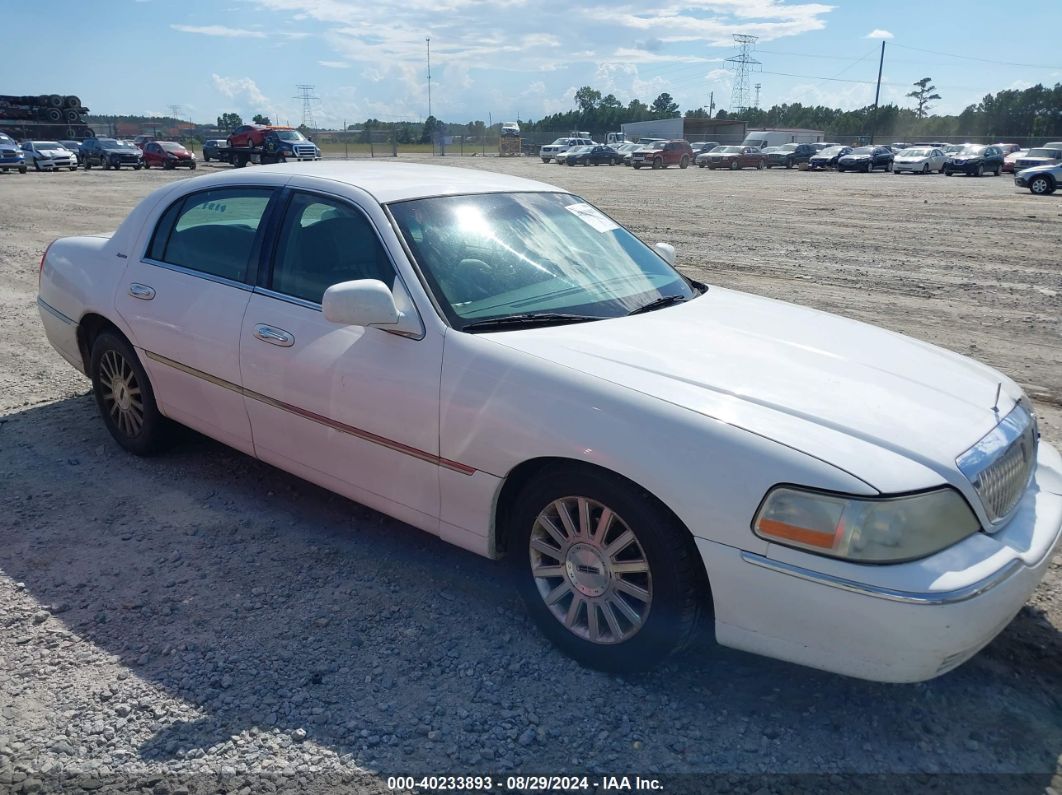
[168, 104, 182, 121]
[293, 84, 319, 130]
[725, 34, 761, 115]
[754, 83, 761, 109]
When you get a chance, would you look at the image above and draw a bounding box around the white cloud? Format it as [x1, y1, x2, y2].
[211, 74, 269, 106]
[864, 29, 894, 39]
[318, 60, 350, 68]
[171, 24, 267, 38]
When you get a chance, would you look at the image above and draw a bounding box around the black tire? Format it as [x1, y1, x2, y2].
[541, 158, 550, 164]
[189, 162, 197, 170]
[698, 163, 705, 168]
[1029, 175, 1056, 195]
[756, 161, 764, 170]
[90, 332, 171, 456]
[785, 158, 793, 169]
[729, 160, 738, 170]
[922, 164, 929, 174]
[975, 164, 983, 177]
[863, 162, 871, 173]
[994, 166, 1001, 176]
[102, 158, 111, 171]
[84, 160, 92, 170]
[113, 162, 120, 170]
[633, 164, 641, 170]
[33, 159, 41, 172]
[509, 466, 706, 672]
[133, 165, 141, 171]
[679, 156, 689, 169]
[69, 166, 77, 172]
[652, 158, 663, 170]
[18, 166, 27, 174]
[945, 169, 953, 176]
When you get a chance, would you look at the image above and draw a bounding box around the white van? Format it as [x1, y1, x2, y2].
[742, 129, 823, 149]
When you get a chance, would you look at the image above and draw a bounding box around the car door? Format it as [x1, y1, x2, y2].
[238, 186, 444, 529]
[114, 184, 277, 455]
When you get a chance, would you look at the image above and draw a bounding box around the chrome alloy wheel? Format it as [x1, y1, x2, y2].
[99, 349, 144, 437]
[529, 497, 652, 644]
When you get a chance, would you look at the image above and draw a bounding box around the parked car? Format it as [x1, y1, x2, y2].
[807, 145, 851, 170]
[993, 143, 1022, 156]
[59, 140, 84, 158]
[689, 141, 721, 157]
[566, 145, 623, 166]
[142, 141, 197, 170]
[892, 147, 947, 174]
[943, 144, 1004, 177]
[836, 146, 893, 173]
[1002, 150, 1028, 173]
[1014, 162, 1061, 195]
[0, 131, 27, 174]
[37, 162, 1061, 682]
[539, 137, 594, 163]
[554, 145, 591, 166]
[631, 140, 693, 170]
[1012, 147, 1062, 172]
[133, 135, 156, 150]
[701, 146, 765, 170]
[613, 142, 641, 165]
[764, 142, 817, 169]
[202, 139, 229, 162]
[80, 138, 144, 170]
[942, 144, 967, 157]
[1044, 142, 1062, 149]
[501, 122, 520, 138]
[20, 140, 78, 171]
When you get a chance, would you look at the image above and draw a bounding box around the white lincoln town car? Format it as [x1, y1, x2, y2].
[37, 163, 1062, 682]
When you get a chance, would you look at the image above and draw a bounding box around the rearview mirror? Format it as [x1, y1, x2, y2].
[322, 279, 424, 338]
[654, 242, 676, 267]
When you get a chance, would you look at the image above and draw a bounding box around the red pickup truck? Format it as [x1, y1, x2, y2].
[630, 140, 694, 170]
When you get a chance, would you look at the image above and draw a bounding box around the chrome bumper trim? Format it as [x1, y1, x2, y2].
[37, 297, 77, 326]
[740, 551, 1023, 605]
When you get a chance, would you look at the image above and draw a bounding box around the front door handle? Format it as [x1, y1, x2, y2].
[128, 283, 155, 300]
[254, 324, 295, 347]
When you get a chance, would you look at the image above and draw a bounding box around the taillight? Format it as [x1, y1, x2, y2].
[39, 240, 55, 288]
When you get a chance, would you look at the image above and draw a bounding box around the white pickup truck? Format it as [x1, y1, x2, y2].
[539, 137, 595, 163]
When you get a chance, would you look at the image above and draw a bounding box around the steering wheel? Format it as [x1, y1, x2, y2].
[455, 258, 497, 301]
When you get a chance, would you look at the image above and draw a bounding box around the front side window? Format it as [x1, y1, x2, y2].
[148, 188, 273, 282]
[389, 192, 696, 330]
[270, 192, 394, 304]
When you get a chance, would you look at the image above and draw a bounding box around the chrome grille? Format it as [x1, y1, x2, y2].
[957, 402, 1038, 525]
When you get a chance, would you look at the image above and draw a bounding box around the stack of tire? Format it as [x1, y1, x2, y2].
[0, 94, 95, 140]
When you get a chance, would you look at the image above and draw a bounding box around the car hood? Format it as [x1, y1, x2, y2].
[1018, 163, 1062, 174]
[841, 154, 871, 159]
[103, 147, 139, 155]
[482, 287, 1020, 493]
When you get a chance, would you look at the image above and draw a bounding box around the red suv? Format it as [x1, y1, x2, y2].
[227, 124, 297, 148]
[630, 140, 694, 170]
[142, 141, 197, 170]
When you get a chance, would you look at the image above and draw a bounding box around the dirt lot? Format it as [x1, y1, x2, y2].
[0, 159, 1060, 794]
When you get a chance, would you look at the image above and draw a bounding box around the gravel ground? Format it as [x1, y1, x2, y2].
[0, 159, 1060, 794]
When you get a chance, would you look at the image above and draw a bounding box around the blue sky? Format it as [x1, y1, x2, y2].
[3, 0, 1061, 128]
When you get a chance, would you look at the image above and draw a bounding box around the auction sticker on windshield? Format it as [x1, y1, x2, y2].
[565, 202, 619, 233]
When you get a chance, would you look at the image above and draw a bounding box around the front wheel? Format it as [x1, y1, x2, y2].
[994, 166, 1001, 176]
[1029, 175, 1056, 195]
[633, 164, 641, 170]
[756, 161, 764, 170]
[698, 163, 705, 168]
[974, 164, 984, 177]
[921, 164, 929, 174]
[90, 332, 172, 456]
[189, 162, 197, 170]
[541, 158, 551, 164]
[679, 156, 689, 169]
[652, 158, 663, 170]
[510, 467, 706, 672]
[69, 166, 77, 171]
[729, 161, 738, 170]
[785, 159, 793, 169]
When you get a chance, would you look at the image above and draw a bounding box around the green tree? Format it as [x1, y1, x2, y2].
[906, 78, 941, 119]
[252, 114, 271, 125]
[216, 112, 243, 131]
[600, 94, 622, 110]
[420, 115, 439, 144]
[651, 93, 679, 117]
[574, 86, 602, 113]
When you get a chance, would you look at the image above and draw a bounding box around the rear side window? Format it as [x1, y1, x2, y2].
[147, 188, 273, 283]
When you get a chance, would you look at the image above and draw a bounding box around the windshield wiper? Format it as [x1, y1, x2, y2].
[461, 313, 605, 333]
[627, 294, 689, 316]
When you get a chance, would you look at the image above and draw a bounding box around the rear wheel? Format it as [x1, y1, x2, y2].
[975, 164, 984, 177]
[90, 332, 172, 456]
[510, 466, 706, 672]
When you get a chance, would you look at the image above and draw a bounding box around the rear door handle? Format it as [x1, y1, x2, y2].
[128, 283, 155, 300]
[254, 324, 295, 347]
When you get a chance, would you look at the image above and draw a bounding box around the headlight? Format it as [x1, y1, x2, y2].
[753, 486, 980, 563]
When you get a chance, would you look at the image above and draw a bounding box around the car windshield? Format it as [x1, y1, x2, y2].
[958, 145, 985, 154]
[389, 192, 696, 329]
[944, 145, 964, 152]
[900, 148, 931, 157]
[35, 142, 62, 150]
[568, 146, 591, 154]
[762, 147, 782, 154]
[718, 147, 742, 153]
[159, 142, 186, 152]
[819, 146, 845, 156]
[779, 144, 798, 151]
[849, 147, 874, 154]
[274, 130, 306, 141]
[1026, 148, 1060, 157]
[114, 141, 137, 149]
[0, 134, 15, 145]
[98, 139, 119, 146]
[549, 139, 568, 145]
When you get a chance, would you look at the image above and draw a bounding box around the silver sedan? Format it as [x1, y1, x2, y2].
[893, 147, 947, 174]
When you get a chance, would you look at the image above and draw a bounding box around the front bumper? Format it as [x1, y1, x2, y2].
[36, 156, 76, 169]
[946, 161, 983, 174]
[893, 161, 928, 172]
[1014, 174, 1031, 187]
[698, 440, 1062, 683]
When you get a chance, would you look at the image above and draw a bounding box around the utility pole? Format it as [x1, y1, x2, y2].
[708, 91, 715, 118]
[426, 37, 432, 120]
[725, 34, 761, 115]
[754, 83, 761, 109]
[870, 40, 885, 144]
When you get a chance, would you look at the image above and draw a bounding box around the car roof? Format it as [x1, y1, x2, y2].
[186, 161, 566, 204]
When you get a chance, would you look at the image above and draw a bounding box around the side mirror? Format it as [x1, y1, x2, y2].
[322, 279, 423, 338]
[654, 242, 676, 267]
